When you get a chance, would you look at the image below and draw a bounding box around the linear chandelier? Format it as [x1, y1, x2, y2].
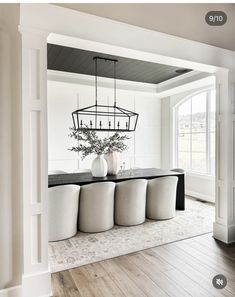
[72, 56, 139, 132]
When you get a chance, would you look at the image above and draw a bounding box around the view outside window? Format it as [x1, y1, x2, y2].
[176, 89, 216, 175]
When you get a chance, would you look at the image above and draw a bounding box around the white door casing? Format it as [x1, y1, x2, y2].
[20, 29, 51, 297]
[213, 69, 235, 243]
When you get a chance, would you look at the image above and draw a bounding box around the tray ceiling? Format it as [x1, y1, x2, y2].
[47, 43, 191, 84]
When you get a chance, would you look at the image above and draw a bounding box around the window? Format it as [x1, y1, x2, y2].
[175, 89, 216, 175]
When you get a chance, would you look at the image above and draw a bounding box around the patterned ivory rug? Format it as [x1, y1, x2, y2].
[48, 197, 214, 273]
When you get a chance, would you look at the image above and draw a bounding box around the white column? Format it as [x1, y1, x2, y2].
[213, 69, 235, 243]
[20, 29, 51, 297]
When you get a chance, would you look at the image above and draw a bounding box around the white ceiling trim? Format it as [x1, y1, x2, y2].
[20, 4, 235, 72]
[47, 69, 214, 99]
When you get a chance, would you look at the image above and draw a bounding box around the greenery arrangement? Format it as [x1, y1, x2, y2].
[69, 127, 130, 159]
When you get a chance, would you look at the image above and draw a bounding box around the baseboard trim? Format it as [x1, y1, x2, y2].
[213, 222, 235, 243]
[0, 272, 52, 297]
[186, 190, 215, 203]
[0, 286, 22, 297]
[22, 270, 52, 297]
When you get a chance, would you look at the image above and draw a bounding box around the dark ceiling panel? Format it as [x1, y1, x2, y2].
[47, 43, 192, 84]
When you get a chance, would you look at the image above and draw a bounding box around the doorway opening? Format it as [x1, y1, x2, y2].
[46, 34, 216, 273]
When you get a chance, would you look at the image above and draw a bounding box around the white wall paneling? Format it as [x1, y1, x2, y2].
[185, 174, 215, 203]
[47, 73, 161, 172]
[20, 30, 51, 297]
[47, 81, 79, 172]
[134, 93, 161, 168]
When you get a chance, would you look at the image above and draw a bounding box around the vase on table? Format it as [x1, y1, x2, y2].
[91, 155, 108, 177]
[104, 151, 120, 175]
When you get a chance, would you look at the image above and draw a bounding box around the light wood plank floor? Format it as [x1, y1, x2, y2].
[51, 233, 235, 297]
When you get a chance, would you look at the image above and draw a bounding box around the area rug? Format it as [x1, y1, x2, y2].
[48, 197, 214, 273]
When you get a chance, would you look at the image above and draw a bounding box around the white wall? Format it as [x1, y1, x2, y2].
[161, 83, 216, 202]
[186, 174, 215, 203]
[47, 73, 161, 172]
[48, 71, 215, 203]
[0, 4, 22, 291]
[56, 3, 235, 52]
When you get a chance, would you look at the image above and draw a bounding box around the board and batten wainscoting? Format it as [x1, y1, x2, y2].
[47, 71, 161, 173]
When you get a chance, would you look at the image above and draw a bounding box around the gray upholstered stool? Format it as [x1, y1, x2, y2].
[78, 182, 115, 233]
[48, 185, 80, 241]
[146, 176, 178, 220]
[171, 168, 185, 174]
[48, 170, 67, 175]
[115, 179, 147, 226]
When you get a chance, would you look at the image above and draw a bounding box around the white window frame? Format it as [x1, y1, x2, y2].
[175, 88, 215, 176]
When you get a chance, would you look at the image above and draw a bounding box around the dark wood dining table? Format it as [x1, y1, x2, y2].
[48, 168, 185, 210]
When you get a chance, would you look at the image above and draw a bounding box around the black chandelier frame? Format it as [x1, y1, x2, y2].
[72, 56, 139, 132]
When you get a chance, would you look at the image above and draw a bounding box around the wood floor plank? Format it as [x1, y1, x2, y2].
[139, 249, 173, 272]
[202, 234, 235, 252]
[125, 252, 191, 297]
[188, 240, 235, 269]
[79, 262, 107, 280]
[70, 268, 103, 297]
[51, 271, 82, 297]
[162, 267, 211, 297]
[78, 262, 125, 297]
[92, 275, 126, 297]
[113, 255, 170, 297]
[178, 240, 235, 295]
[150, 244, 229, 297]
[196, 236, 235, 260]
[51, 273, 67, 297]
[173, 240, 235, 282]
[188, 234, 235, 257]
[164, 241, 235, 296]
[100, 258, 147, 297]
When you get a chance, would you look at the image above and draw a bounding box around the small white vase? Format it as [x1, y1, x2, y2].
[91, 155, 108, 177]
[104, 152, 120, 175]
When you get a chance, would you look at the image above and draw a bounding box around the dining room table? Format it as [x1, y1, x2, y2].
[48, 168, 185, 210]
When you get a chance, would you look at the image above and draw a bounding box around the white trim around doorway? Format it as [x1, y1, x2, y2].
[15, 4, 235, 297]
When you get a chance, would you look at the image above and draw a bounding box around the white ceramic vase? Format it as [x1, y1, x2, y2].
[91, 155, 108, 177]
[104, 151, 120, 175]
